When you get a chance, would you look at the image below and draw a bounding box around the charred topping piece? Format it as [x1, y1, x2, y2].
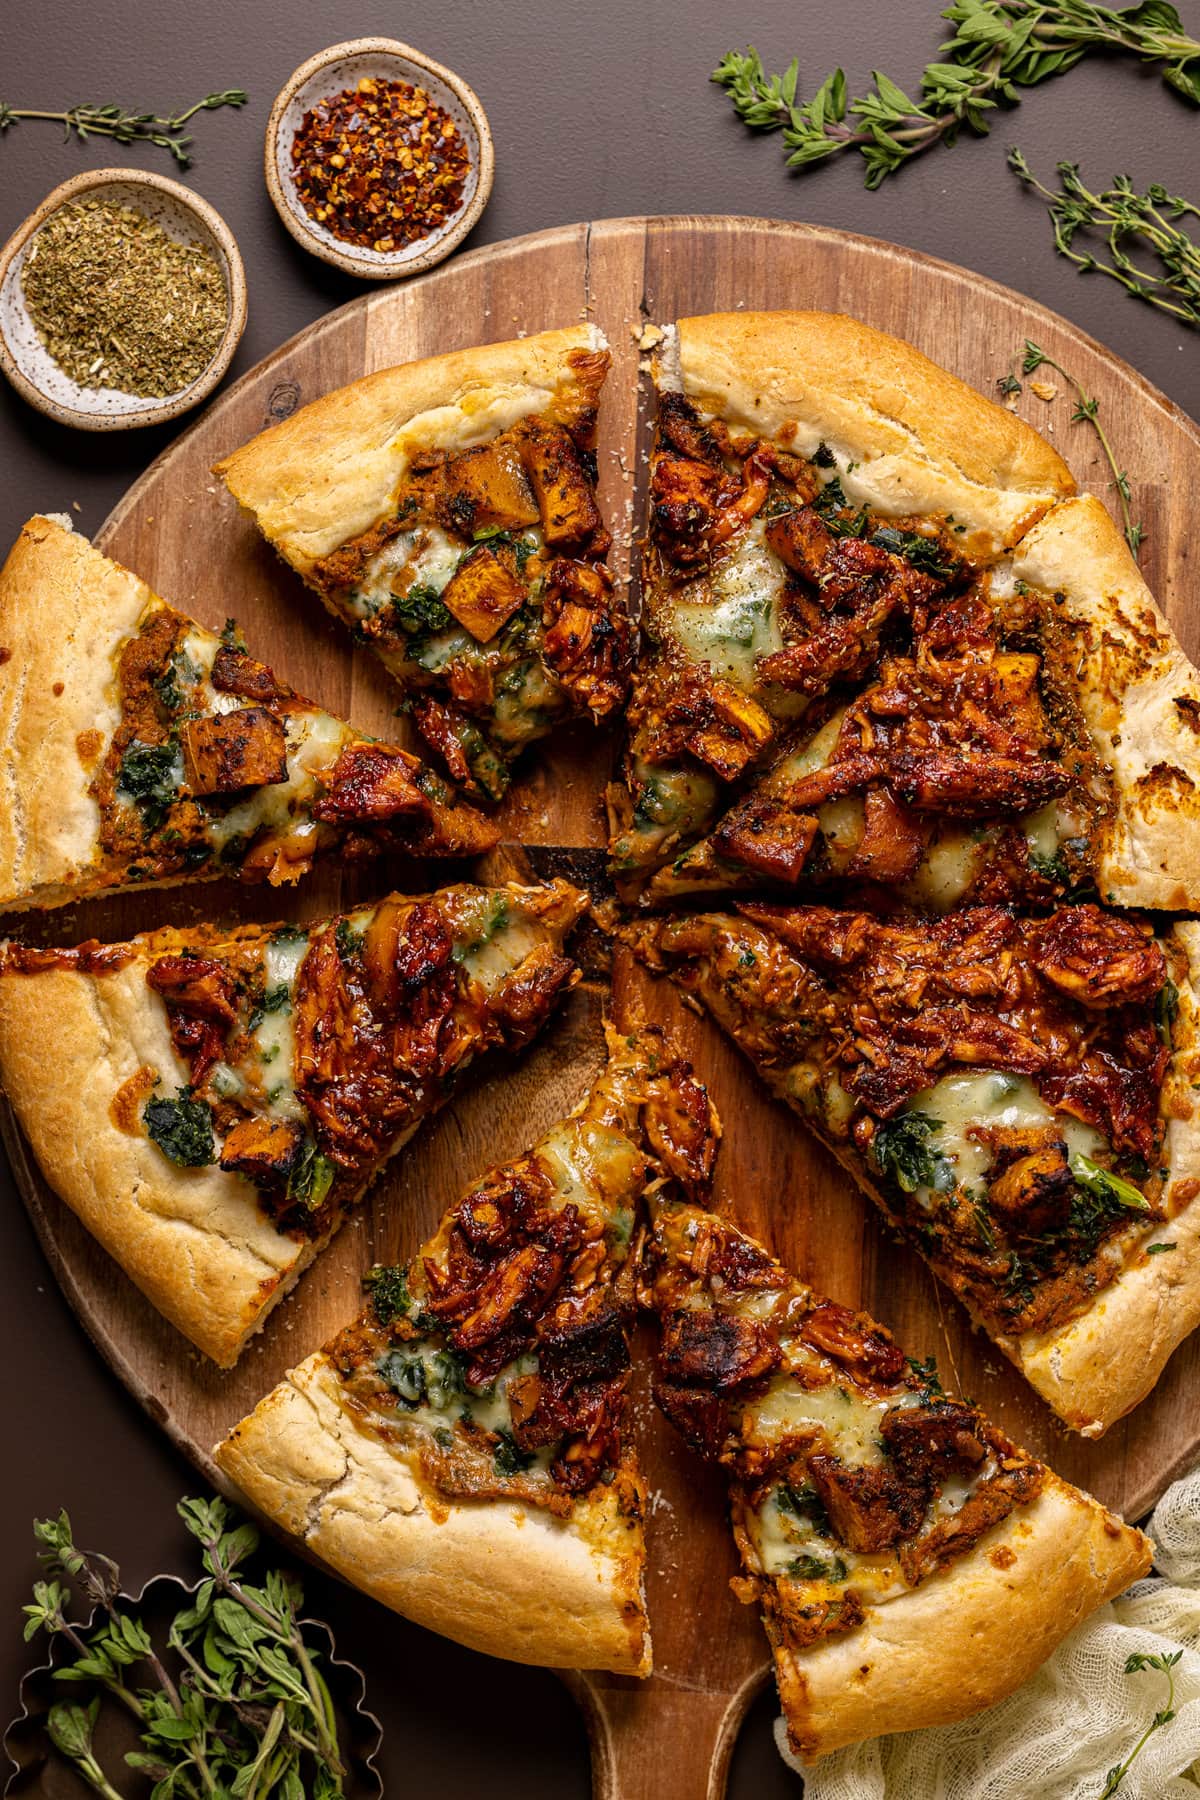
[628, 901, 1174, 1340]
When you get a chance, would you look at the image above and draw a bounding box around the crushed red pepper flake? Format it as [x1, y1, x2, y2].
[290, 76, 472, 254]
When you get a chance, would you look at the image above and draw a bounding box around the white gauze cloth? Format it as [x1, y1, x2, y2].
[775, 1463, 1200, 1798]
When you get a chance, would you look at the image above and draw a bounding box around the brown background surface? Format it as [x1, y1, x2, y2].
[0, 2, 1198, 1792]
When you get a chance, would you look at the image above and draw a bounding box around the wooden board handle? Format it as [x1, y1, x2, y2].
[564, 1670, 767, 1800]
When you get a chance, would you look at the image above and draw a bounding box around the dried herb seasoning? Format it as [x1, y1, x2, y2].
[290, 76, 471, 253]
[21, 198, 228, 396]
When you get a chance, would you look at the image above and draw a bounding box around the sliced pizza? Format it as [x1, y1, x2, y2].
[638, 1192, 1150, 1758]
[0, 879, 585, 1364]
[216, 327, 629, 802]
[628, 900, 1200, 1436]
[608, 312, 1200, 912]
[215, 1025, 716, 1673]
[0, 516, 497, 913]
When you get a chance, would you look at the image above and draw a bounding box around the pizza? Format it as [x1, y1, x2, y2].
[215, 1025, 714, 1673]
[0, 879, 585, 1364]
[0, 516, 497, 912]
[216, 327, 629, 802]
[628, 900, 1200, 1437]
[608, 312, 1200, 913]
[638, 1190, 1150, 1758]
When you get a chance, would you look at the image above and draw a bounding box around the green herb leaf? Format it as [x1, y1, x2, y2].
[118, 741, 180, 832]
[1069, 1151, 1150, 1211]
[287, 1138, 336, 1210]
[871, 1113, 952, 1194]
[363, 1263, 412, 1325]
[143, 1091, 215, 1167]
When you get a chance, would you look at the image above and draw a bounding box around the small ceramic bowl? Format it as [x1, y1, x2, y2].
[0, 168, 246, 432]
[266, 37, 494, 280]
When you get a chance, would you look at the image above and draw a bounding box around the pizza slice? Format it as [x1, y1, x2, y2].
[0, 516, 497, 913]
[0, 879, 585, 1364]
[216, 328, 629, 802]
[638, 1192, 1149, 1758]
[214, 1025, 716, 1673]
[609, 312, 1200, 912]
[628, 900, 1200, 1436]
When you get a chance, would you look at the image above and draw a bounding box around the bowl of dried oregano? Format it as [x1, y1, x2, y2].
[0, 166, 246, 430]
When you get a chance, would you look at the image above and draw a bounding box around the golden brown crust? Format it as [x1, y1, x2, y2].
[0, 517, 148, 909]
[665, 312, 1074, 552]
[1012, 493, 1200, 910]
[215, 325, 605, 575]
[214, 1352, 651, 1675]
[0, 945, 326, 1366]
[774, 1473, 1148, 1759]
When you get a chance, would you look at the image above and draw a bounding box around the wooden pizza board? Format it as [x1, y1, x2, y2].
[4, 217, 1200, 1798]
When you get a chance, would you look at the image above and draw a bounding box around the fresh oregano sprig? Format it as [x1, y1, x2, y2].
[1012, 339, 1146, 554]
[1011, 150, 1200, 325]
[713, 0, 1200, 189]
[23, 1498, 348, 1799]
[1098, 1648, 1183, 1797]
[0, 91, 247, 166]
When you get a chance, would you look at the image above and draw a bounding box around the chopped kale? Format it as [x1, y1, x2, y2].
[996, 374, 1023, 398]
[869, 526, 956, 581]
[812, 442, 837, 468]
[787, 1552, 848, 1584]
[906, 1355, 946, 1400]
[247, 984, 291, 1031]
[812, 475, 868, 537]
[378, 1348, 428, 1408]
[871, 1112, 952, 1194]
[334, 917, 362, 968]
[391, 583, 453, 638]
[1147, 1242, 1177, 1255]
[363, 1263, 412, 1326]
[143, 1091, 215, 1167]
[220, 618, 247, 651]
[493, 1430, 536, 1477]
[118, 741, 181, 833]
[775, 1482, 819, 1518]
[287, 1138, 336, 1210]
[1156, 979, 1179, 1045]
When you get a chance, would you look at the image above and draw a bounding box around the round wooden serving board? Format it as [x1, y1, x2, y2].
[5, 217, 1200, 1799]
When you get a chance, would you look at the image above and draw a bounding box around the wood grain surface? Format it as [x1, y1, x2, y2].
[5, 216, 1200, 1799]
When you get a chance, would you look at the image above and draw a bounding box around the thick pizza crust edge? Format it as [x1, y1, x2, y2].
[664, 311, 1075, 551]
[214, 1353, 652, 1677]
[1013, 492, 1200, 911]
[214, 324, 606, 574]
[0, 954, 322, 1367]
[1005, 920, 1200, 1435]
[773, 1474, 1148, 1761]
[0, 517, 145, 909]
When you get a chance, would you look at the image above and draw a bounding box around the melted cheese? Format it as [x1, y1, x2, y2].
[536, 1120, 644, 1234]
[747, 1377, 917, 1468]
[250, 933, 310, 1117]
[902, 828, 989, 911]
[353, 523, 464, 618]
[908, 1070, 1104, 1195]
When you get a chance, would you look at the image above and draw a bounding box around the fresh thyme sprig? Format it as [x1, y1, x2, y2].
[1098, 1648, 1183, 1796]
[0, 91, 247, 166]
[1002, 340, 1147, 554]
[713, 0, 1200, 189]
[23, 1498, 348, 1799]
[1011, 150, 1200, 325]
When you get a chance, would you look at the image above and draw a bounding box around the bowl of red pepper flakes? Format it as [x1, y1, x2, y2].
[265, 37, 494, 280]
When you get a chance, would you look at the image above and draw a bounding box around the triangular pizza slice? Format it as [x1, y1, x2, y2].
[0, 879, 585, 1364]
[215, 1025, 715, 1674]
[639, 1191, 1149, 1758]
[629, 899, 1200, 1436]
[216, 327, 629, 801]
[0, 516, 497, 913]
[609, 312, 1200, 913]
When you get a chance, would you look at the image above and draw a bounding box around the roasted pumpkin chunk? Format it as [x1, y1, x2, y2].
[180, 707, 288, 794]
[436, 441, 540, 537]
[219, 1114, 305, 1182]
[519, 420, 604, 547]
[440, 546, 527, 643]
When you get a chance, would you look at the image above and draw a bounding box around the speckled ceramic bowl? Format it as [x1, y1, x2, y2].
[266, 37, 494, 280]
[0, 168, 246, 432]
